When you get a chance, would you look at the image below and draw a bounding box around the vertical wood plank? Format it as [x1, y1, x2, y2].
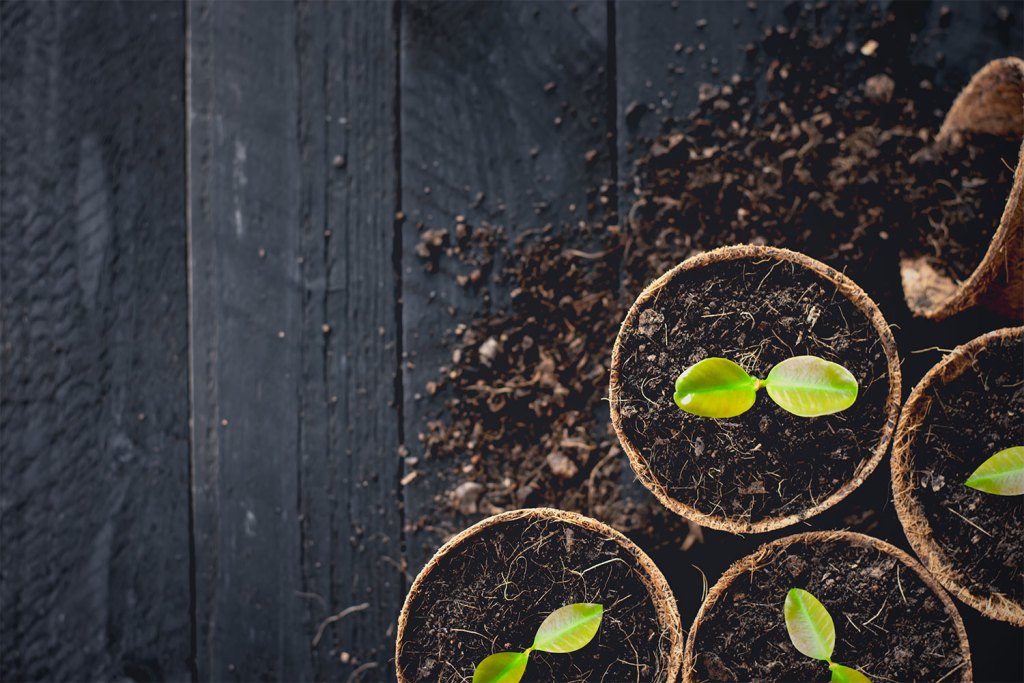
[0, 1, 191, 680]
[400, 0, 612, 571]
[189, 2, 402, 680]
[188, 2, 310, 679]
[298, 2, 405, 680]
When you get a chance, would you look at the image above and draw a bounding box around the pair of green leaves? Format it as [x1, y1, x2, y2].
[965, 446, 1024, 496]
[472, 603, 603, 683]
[674, 356, 858, 419]
[784, 589, 871, 683]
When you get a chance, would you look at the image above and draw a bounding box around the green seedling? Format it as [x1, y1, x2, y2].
[674, 356, 858, 419]
[472, 603, 603, 683]
[784, 589, 871, 683]
[966, 446, 1024, 496]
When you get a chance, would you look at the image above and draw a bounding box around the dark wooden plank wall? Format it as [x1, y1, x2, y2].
[1, 1, 192, 681]
[2, 1, 1023, 682]
[301, 3, 403, 682]
[188, 2, 310, 679]
[188, 1, 401, 681]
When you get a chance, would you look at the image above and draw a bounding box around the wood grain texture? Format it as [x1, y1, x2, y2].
[0, 1, 191, 681]
[188, 1, 402, 680]
[297, 2, 404, 681]
[189, 2, 310, 678]
[400, 0, 612, 572]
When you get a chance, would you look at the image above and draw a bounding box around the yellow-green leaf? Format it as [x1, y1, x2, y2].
[966, 446, 1024, 496]
[765, 356, 858, 417]
[674, 358, 758, 418]
[532, 603, 603, 653]
[830, 663, 872, 683]
[784, 588, 835, 661]
[472, 652, 529, 683]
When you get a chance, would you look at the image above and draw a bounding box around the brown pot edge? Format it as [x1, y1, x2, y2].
[608, 244, 903, 534]
[680, 530, 974, 683]
[394, 507, 685, 683]
[890, 326, 1024, 626]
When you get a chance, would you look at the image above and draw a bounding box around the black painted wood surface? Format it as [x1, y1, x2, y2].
[1, 1, 1022, 681]
[1, 2, 191, 681]
[188, 1, 402, 681]
[188, 2, 311, 679]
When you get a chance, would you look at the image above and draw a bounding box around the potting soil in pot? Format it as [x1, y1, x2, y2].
[907, 332, 1024, 609]
[398, 516, 675, 682]
[614, 255, 891, 525]
[690, 535, 968, 682]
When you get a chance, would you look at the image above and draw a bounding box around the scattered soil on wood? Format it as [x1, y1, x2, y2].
[614, 257, 891, 525]
[907, 333, 1024, 607]
[626, 30, 1019, 315]
[414, 220, 700, 551]
[690, 535, 968, 683]
[409, 3, 1012, 551]
[397, 516, 675, 682]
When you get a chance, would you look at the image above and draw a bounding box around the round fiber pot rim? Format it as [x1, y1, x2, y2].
[609, 244, 902, 534]
[900, 57, 1024, 321]
[681, 530, 973, 683]
[891, 326, 1024, 626]
[395, 507, 684, 683]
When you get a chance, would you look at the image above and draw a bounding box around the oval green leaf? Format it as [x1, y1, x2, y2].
[472, 651, 529, 683]
[784, 588, 835, 661]
[674, 358, 758, 418]
[532, 603, 603, 654]
[764, 356, 858, 417]
[966, 446, 1024, 496]
[830, 663, 872, 683]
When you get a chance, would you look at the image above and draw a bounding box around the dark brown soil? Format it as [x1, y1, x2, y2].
[909, 333, 1024, 607]
[625, 27, 1018, 317]
[403, 3, 1022, 681]
[691, 536, 968, 683]
[615, 257, 891, 524]
[397, 516, 674, 683]
[415, 221, 701, 550]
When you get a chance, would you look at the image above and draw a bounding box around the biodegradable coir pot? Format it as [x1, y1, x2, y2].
[900, 56, 1024, 321]
[683, 531, 972, 683]
[892, 326, 1024, 626]
[396, 508, 684, 682]
[610, 244, 901, 533]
